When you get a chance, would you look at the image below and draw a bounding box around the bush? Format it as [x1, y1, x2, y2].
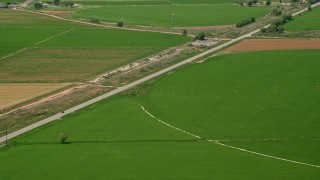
[253, 0, 258, 4]
[182, 29, 188, 36]
[236, 17, 255, 28]
[90, 17, 100, 24]
[53, 0, 60, 5]
[61, 1, 74, 7]
[247, 0, 253, 6]
[59, 132, 68, 144]
[282, 14, 293, 23]
[194, 32, 206, 41]
[277, 25, 284, 33]
[272, 7, 282, 16]
[273, 18, 283, 26]
[308, 0, 319, 4]
[308, 4, 312, 11]
[260, 27, 267, 33]
[267, 24, 278, 32]
[266, 0, 271, 5]
[34, 1, 43, 9]
[116, 21, 124, 27]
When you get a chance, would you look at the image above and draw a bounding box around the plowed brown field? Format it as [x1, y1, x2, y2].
[0, 83, 70, 110]
[227, 39, 320, 52]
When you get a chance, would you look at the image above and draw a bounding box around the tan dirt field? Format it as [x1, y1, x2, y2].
[227, 39, 320, 52]
[0, 83, 70, 110]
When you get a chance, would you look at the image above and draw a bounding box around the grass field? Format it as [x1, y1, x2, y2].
[1, 49, 319, 179]
[0, 10, 189, 82]
[140, 49, 320, 165]
[72, 0, 236, 5]
[286, 7, 320, 30]
[0, 83, 70, 110]
[73, 4, 271, 27]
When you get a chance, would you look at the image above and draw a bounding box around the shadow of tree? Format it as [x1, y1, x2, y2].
[12, 139, 199, 146]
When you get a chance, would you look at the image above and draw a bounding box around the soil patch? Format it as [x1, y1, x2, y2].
[227, 39, 320, 52]
[0, 83, 71, 110]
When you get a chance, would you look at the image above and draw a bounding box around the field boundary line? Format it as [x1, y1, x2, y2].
[0, 47, 28, 61]
[35, 28, 75, 45]
[141, 106, 320, 168]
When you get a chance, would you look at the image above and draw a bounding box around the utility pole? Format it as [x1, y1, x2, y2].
[171, 13, 175, 25]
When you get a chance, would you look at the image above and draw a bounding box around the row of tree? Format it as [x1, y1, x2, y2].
[34, 0, 74, 9]
[260, 13, 293, 33]
[235, 0, 271, 6]
[236, 17, 255, 28]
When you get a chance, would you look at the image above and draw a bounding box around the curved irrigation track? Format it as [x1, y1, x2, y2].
[141, 106, 320, 168]
[1, 3, 320, 163]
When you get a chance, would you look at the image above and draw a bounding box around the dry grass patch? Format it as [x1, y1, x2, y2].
[227, 39, 320, 52]
[0, 83, 70, 110]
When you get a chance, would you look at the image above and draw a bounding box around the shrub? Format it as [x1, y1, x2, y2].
[116, 21, 124, 27]
[53, 0, 60, 5]
[267, 24, 278, 32]
[182, 29, 188, 36]
[247, 0, 253, 6]
[266, 0, 271, 5]
[34, 1, 43, 9]
[194, 32, 206, 40]
[236, 17, 255, 28]
[277, 25, 284, 33]
[272, 7, 282, 16]
[90, 17, 100, 24]
[308, 4, 312, 11]
[61, 1, 74, 7]
[260, 27, 267, 33]
[308, 0, 319, 4]
[59, 132, 68, 144]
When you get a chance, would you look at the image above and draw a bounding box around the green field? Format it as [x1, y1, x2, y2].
[286, 7, 320, 30]
[73, 4, 271, 27]
[0, 10, 189, 82]
[1, 49, 319, 179]
[72, 0, 236, 5]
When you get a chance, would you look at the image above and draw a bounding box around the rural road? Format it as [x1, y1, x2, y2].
[1, 2, 320, 143]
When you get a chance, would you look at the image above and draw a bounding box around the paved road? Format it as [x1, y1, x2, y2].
[1, 2, 319, 143]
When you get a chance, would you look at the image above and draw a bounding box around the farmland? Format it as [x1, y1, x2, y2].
[72, 4, 271, 27]
[1, 49, 320, 179]
[0, 10, 189, 82]
[226, 39, 320, 51]
[1, 1, 320, 179]
[286, 7, 320, 30]
[72, 0, 237, 5]
[0, 83, 70, 110]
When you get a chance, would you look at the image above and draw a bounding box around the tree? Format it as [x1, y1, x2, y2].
[182, 29, 188, 36]
[266, 0, 271, 5]
[34, 1, 43, 9]
[90, 17, 100, 24]
[116, 21, 124, 27]
[195, 32, 206, 41]
[59, 132, 68, 144]
[53, 0, 60, 5]
[260, 27, 267, 33]
[277, 25, 284, 33]
[247, 0, 253, 6]
[253, 0, 258, 4]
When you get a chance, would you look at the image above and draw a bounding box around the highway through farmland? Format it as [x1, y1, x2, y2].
[1, 2, 320, 144]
